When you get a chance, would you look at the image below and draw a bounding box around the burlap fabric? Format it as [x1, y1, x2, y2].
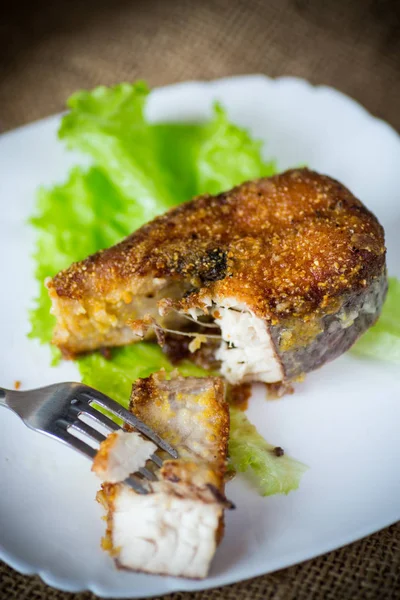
[1, 1, 399, 598]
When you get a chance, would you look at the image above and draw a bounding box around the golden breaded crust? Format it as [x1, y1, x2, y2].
[49, 169, 385, 326]
[129, 371, 229, 486]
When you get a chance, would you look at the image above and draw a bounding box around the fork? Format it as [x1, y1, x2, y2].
[0, 382, 178, 494]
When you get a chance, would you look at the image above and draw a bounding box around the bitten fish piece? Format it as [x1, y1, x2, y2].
[96, 372, 231, 579]
[48, 169, 387, 384]
[92, 430, 157, 483]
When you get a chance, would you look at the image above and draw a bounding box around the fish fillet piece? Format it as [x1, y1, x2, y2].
[48, 168, 387, 383]
[97, 371, 231, 578]
[92, 430, 156, 483]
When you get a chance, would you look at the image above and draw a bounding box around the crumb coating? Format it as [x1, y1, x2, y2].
[50, 169, 386, 324]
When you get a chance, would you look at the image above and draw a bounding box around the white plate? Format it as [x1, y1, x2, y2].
[1, 75, 400, 597]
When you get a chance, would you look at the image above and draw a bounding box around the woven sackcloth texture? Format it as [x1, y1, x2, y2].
[1, 0, 399, 599]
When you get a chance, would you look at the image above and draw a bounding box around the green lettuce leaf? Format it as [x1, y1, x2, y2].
[351, 277, 400, 363]
[229, 408, 308, 496]
[152, 123, 202, 201]
[59, 82, 183, 221]
[195, 103, 276, 195]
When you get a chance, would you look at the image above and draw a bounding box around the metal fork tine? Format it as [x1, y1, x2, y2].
[150, 453, 163, 468]
[55, 427, 97, 461]
[139, 467, 157, 481]
[79, 390, 178, 459]
[124, 476, 149, 495]
[71, 402, 120, 432]
[68, 419, 107, 444]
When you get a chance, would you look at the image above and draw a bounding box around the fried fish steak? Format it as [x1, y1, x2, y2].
[96, 371, 231, 579]
[48, 168, 387, 383]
